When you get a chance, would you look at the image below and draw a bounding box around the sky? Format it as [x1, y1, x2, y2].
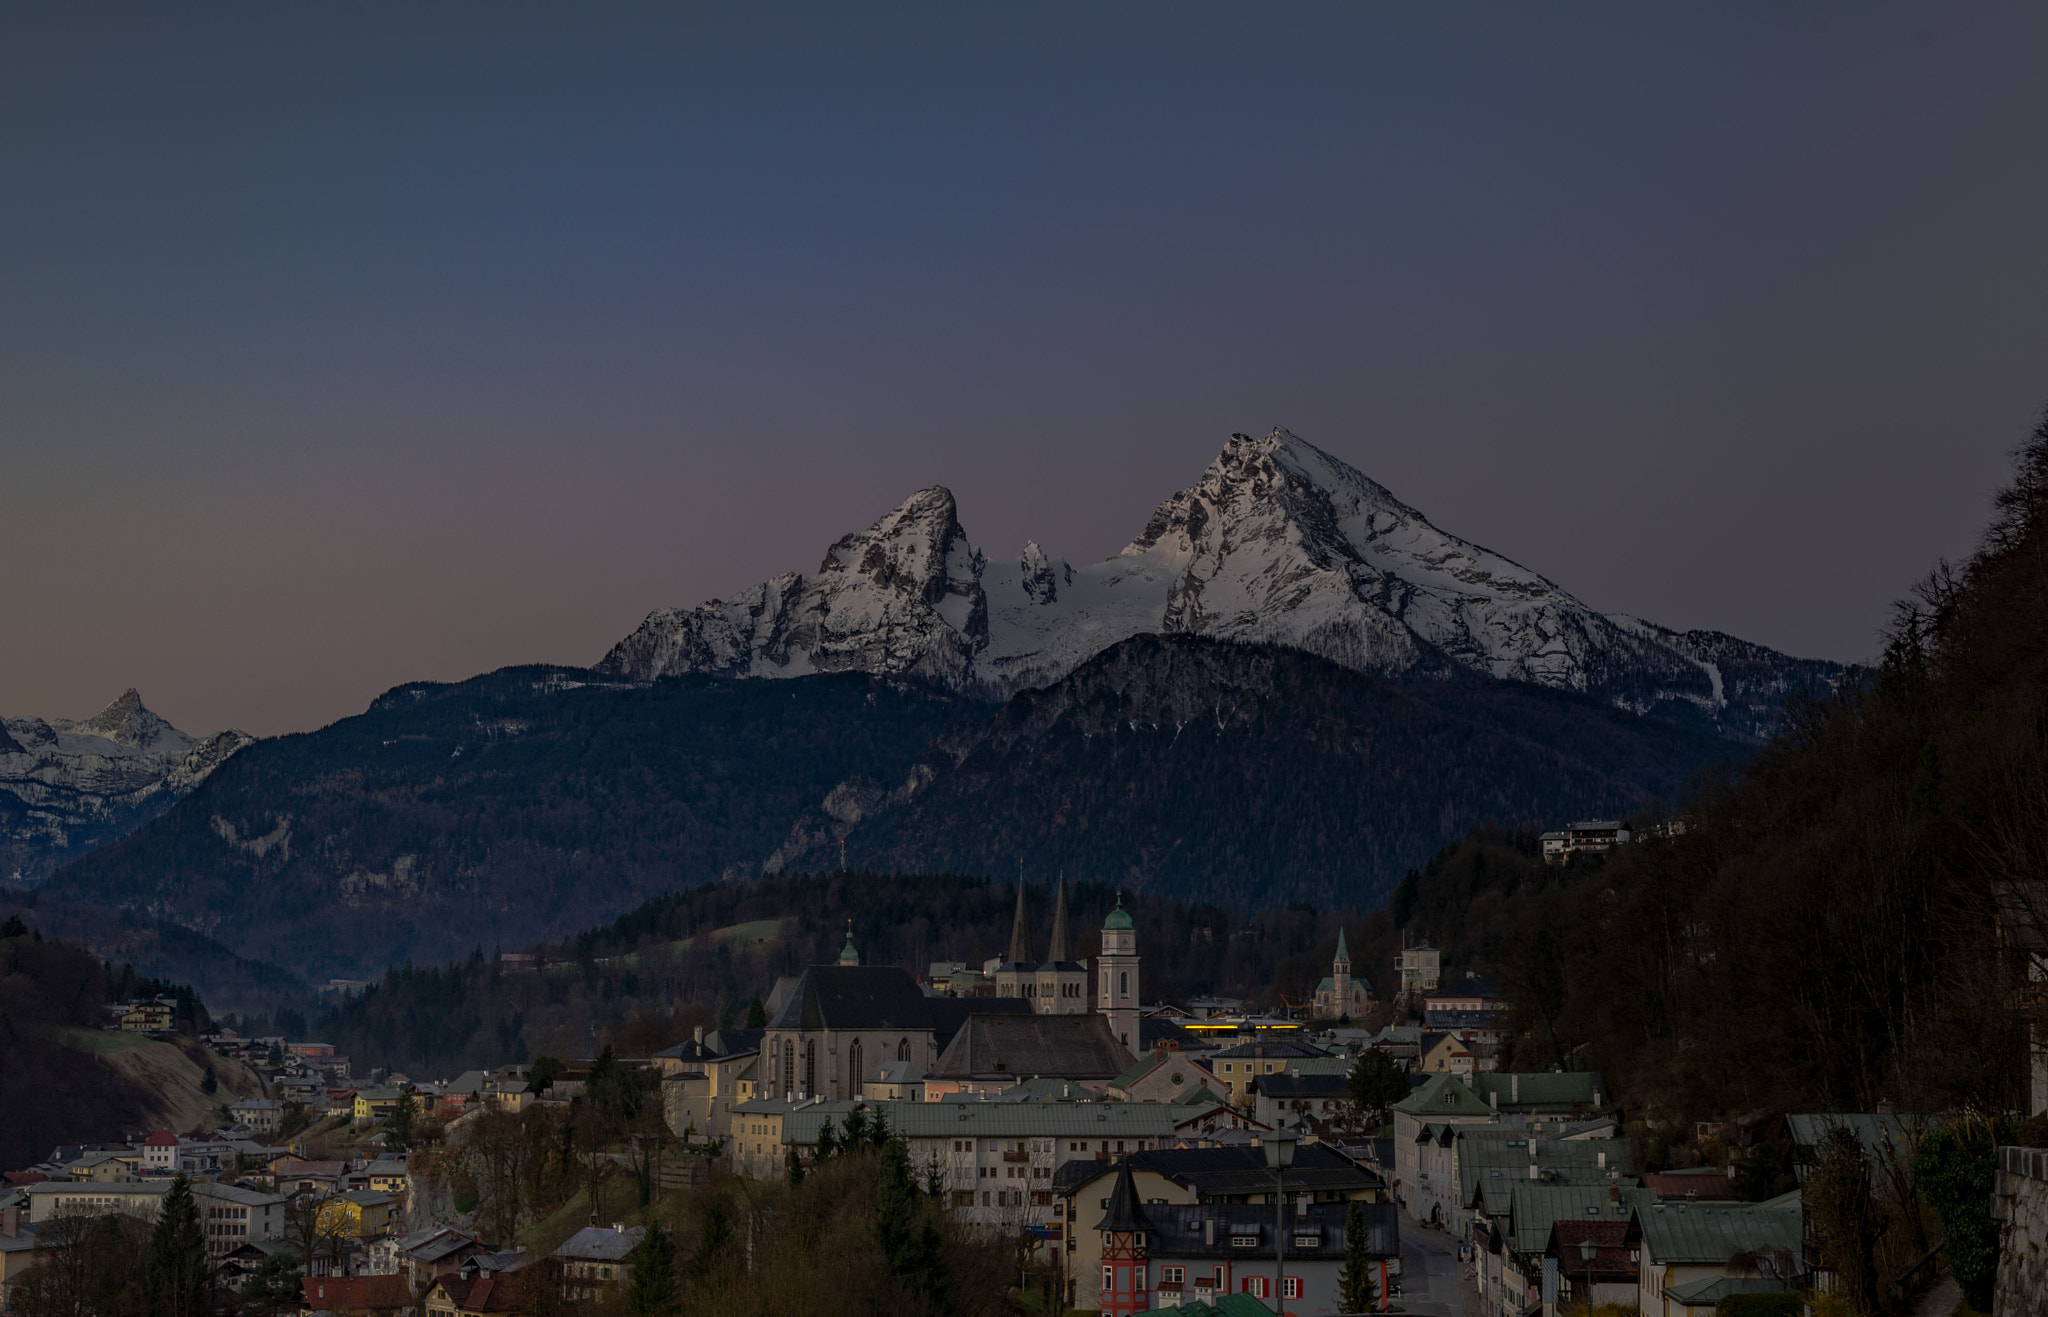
[5, 4, 2047, 737]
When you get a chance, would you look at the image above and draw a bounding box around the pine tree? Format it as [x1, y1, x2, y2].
[744, 998, 768, 1028]
[200, 1064, 217, 1096]
[1336, 1199, 1380, 1313]
[816, 1118, 840, 1161]
[786, 1145, 805, 1188]
[872, 1139, 916, 1269]
[624, 1222, 681, 1317]
[143, 1175, 208, 1317]
[387, 1088, 416, 1151]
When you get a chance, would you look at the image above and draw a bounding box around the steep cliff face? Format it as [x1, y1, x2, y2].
[0, 690, 253, 881]
[600, 429, 1838, 740]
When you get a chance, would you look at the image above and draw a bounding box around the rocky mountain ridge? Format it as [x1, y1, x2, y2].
[1, 690, 254, 882]
[600, 429, 1839, 741]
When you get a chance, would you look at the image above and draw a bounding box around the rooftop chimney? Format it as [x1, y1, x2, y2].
[0, 1205, 18, 1238]
[694, 1025, 705, 1046]
[613, 1222, 625, 1233]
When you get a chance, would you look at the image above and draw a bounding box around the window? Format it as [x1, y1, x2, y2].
[898, 1037, 910, 1062]
[1120, 971, 1129, 996]
[1232, 1234, 1259, 1248]
[804, 1040, 816, 1096]
[1244, 1276, 1270, 1298]
[952, 1191, 974, 1207]
[1135, 1266, 1146, 1290]
[1162, 1267, 1185, 1284]
[1104, 1267, 1115, 1293]
[1283, 1277, 1302, 1298]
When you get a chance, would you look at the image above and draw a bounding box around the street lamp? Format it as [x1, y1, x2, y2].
[1261, 1131, 1298, 1313]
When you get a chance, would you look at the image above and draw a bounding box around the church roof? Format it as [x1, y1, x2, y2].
[768, 966, 950, 1033]
[1007, 877, 1034, 965]
[1103, 896, 1133, 932]
[929, 1012, 1134, 1080]
[1048, 873, 1072, 962]
[1335, 928, 1351, 962]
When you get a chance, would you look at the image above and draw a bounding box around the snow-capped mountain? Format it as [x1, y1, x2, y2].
[599, 429, 1838, 740]
[1, 690, 254, 882]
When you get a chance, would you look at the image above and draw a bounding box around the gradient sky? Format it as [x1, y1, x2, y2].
[6, 4, 2047, 737]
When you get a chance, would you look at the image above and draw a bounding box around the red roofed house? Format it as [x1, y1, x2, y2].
[1545, 1219, 1638, 1311]
[298, 1273, 414, 1317]
[141, 1131, 180, 1172]
[425, 1271, 535, 1317]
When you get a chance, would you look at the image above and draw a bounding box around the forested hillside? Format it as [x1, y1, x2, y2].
[46, 669, 976, 979]
[1444, 415, 2048, 1122]
[779, 635, 1742, 910]
[0, 918, 238, 1168]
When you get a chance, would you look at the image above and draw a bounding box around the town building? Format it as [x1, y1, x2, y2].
[1106, 1049, 1218, 1103]
[1629, 1195, 1804, 1315]
[1539, 820, 1634, 865]
[1310, 930, 1372, 1020]
[1396, 943, 1442, 996]
[555, 1224, 644, 1302]
[1208, 1040, 1334, 1108]
[140, 1130, 179, 1171]
[228, 1098, 283, 1134]
[923, 1013, 1134, 1099]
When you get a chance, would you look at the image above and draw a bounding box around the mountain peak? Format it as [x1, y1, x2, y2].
[82, 689, 176, 747]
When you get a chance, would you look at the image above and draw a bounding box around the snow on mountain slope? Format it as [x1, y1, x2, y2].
[1, 690, 254, 882]
[598, 428, 1838, 740]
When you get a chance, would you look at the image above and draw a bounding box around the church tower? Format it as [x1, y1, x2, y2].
[1098, 895, 1140, 1056]
[994, 870, 1036, 1001]
[1333, 926, 1352, 1013]
[1035, 872, 1088, 1014]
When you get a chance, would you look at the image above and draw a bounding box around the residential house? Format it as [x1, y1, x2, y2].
[317, 1190, 396, 1241]
[1254, 1072, 1352, 1130]
[1544, 1219, 1638, 1312]
[353, 1088, 402, 1124]
[0, 1208, 44, 1303]
[1396, 944, 1442, 996]
[424, 1272, 535, 1316]
[271, 1158, 351, 1197]
[192, 1183, 285, 1260]
[229, 1099, 283, 1134]
[70, 1150, 143, 1183]
[297, 1274, 414, 1317]
[1539, 820, 1634, 865]
[1389, 1075, 1501, 1224]
[1472, 1184, 1653, 1317]
[1629, 1195, 1804, 1317]
[861, 1061, 924, 1102]
[657, 1027, 763, 1143]
[1417, 1033, 1476, 1075]
[140, 1130, 180, 1171]
[555, 1224, 644, 1302]
[1057, 1143, 1387, 1311]
[1424, 976, 1507, 1034]
[393, 1226, 491, 1286]
[1106, 1049, 1218, 1104]
[362, 1157, 409, 1202]
[1208, 1041, 1334, 1108]
[1644, 1168, 1742, 1203]
[119, 999, 175, 1033]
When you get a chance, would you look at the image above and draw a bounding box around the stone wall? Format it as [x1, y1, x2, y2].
[1993, 1144, 2048, 1317]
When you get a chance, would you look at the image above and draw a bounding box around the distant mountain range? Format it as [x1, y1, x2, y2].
[602, 429, 1840, 742]
[38, 428, 1840, 982]
[1, 690, 252, 882]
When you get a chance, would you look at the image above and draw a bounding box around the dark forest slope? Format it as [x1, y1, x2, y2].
[788, 636, 1743, 909]
[46, 668, 976, 979]
[1464, 413, 2048, 1122]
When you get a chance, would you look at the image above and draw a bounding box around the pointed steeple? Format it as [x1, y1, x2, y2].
[1335, 927, 1351, 966]
[1096, 1156, 1147, 1233]
[1006, 864, 1033, 966]
[1047, 870, 1071, 963]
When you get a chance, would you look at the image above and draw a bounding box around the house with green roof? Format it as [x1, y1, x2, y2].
[1106, 1049, 1220, 1103]
[1391, 1074, 1498, 1224]
[1628, 1194, 1803, 1316]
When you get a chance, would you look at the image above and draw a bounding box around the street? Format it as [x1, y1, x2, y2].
[1392, 1211, 1468, 1317]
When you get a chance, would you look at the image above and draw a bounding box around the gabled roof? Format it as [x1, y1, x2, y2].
[555, 1224, 645, 1261]
[1632, 1198, 1802, 1265]
[1507, 1185, 1654, 1254]
[299, 1275, 413, 1310]
[929, 1013, 1132, 1080]
[1257, 1073, 1348, 1099]
[1467, 1072, 1605, 1112]
[765, 965, 1031, 1042]
[1211, 1039, 1329, 1060]
[1663, 1275, 1796, 1305]
[1391, 1073, 1493, 1118]
[142, 1131, 178, 1147]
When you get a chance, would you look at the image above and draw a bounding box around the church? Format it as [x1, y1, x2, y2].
[1311, 928, 1372, 1020]
[990, 873, 1091, 1014]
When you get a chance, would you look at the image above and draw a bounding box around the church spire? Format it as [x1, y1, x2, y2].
[1335, 927, 1351, 966]
[1006, 862, 1033, 965]
[1047, 869, 1071, 963]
